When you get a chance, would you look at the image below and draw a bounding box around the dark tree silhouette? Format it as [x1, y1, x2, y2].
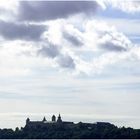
[0, 121, 140, 139]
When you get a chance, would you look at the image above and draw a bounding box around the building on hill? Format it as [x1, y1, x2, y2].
[25, 114, 74, 128]
[24, 115, 116, 136]
[25, 114, 114, 130]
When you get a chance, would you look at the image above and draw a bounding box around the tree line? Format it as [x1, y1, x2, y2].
[0, 122, 140, 139]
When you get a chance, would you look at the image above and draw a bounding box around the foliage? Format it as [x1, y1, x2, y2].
[0, 122, 140, 139]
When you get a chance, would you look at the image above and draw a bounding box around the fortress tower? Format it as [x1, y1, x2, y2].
[57, 114, 62, 123]
[52, 115, 56, 122]
[26, 118, 30, 124]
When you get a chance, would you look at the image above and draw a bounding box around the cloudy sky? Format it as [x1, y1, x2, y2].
[0, 0, 140, 129]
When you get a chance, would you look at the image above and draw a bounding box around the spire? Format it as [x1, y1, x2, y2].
[26, 118, 30, 124]
[43, 116, 46, 122]
[57, 113, 62, 123]
[58, 113, 61, 118]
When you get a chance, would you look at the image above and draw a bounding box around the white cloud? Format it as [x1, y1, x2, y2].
[0, 1, 139, 76]
[41, 19, 136, 75]
[1, 1, 136, 76]
[0, 18, 139, 76]
[0, 0, 18, 21]
[101, 18, 140, 38]
[102, 0, 140, 13]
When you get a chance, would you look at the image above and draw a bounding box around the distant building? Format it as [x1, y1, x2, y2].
[25, 114, 74, 128]
[25, 114, 113, 130]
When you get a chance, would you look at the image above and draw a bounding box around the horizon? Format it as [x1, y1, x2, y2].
[0, 0, 140, 129]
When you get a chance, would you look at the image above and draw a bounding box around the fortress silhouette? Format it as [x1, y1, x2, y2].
[0, 114, 139, 138]
[26, 114, 74, 127]
[25, 114, 111, 129]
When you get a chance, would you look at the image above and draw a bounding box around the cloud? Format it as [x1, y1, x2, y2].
[85, 20, 131, 52]
[100, 41, 127, 52]
[34, 19, 136, 74]
[0, 20, 45, 41]
[102, 0, 140, 13]
[0, 17, 138, 75]
[38, 44, 60, 58]
[0, 0, 19, 21]
[98, 29, 131, 52]
[63, 31, 83, 47]
[18, 1, 99, 21]
[37, 41, 75, 69]
[57, 55, 75, 69]
[36, 36, 76, 69]
[115, 1, 140, 13]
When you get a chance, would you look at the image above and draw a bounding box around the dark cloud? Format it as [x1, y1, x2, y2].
[38, 43, 75, 69]
[0, 20, 45, 41]
[18, 1, 99, 21]
[38, 44, 60, 58]
[63, 31, 83, 47]
[57, 55, 75, 69]
[100, 42, 127, 52]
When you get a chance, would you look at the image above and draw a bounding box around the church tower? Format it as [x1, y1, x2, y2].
[26, 118, 30, 124]
[57, 114, 62, 123]
[52, 115, 56, 122]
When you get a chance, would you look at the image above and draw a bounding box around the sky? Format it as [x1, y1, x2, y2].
[0, 0, 140, 129]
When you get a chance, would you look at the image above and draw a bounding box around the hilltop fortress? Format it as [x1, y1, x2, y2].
[25, 114, 112, 129]
[0, 114, 138, 139]
[26, 114, 74, 128]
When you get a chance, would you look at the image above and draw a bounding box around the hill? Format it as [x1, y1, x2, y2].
[0, 115, 140, 139]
